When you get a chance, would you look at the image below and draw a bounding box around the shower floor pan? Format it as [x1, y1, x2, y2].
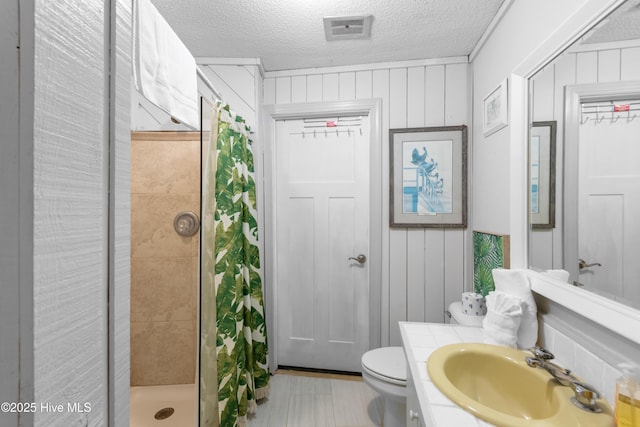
[130, 384, 196, 427]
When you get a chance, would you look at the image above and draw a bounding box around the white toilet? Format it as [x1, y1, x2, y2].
[362, 303, 486, 425]
[361, 346, 407, 426]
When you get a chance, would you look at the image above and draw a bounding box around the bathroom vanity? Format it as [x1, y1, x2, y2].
[400, 322, 490, 427]
[401, 321, 616, 427]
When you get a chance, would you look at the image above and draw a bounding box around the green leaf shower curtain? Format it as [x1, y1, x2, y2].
[213, 103, 269, 427]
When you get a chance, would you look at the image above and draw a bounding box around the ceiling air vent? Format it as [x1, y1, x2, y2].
[323, 15, 373, 41]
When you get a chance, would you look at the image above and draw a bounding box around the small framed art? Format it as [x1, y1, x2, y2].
[483, 79, 508, 136]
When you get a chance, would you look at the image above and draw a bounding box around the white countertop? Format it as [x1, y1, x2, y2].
[399, 322, 495, 427]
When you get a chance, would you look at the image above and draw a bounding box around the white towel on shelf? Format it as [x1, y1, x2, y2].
[133, 0, 199, 129]
[492, 268, 538, 349]
[483, 291, 524, 348]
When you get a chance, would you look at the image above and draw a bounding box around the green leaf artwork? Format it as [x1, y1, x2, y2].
[473, 231, 508, 297]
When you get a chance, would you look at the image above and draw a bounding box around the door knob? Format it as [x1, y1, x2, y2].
[578, 258, 602, 270]
[348, 254, 367, 264]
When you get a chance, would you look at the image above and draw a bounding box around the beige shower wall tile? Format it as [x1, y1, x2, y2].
[191, 227, 200, 257]
[131, 138, 200, 194]
[130, 320, 197, 386]
[131, 257, 195, 322]
[131, 194, 200, 258]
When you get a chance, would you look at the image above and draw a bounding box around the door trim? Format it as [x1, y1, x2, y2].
[262, 99, 382, 372]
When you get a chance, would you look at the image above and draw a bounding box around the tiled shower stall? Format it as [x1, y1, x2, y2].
[129, 131, 201, 426]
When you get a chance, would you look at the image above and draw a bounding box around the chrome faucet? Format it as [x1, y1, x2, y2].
[525, 347, 601, 412]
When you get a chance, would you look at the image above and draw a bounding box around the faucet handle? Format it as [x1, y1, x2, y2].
[571, 381, 601, 411]
[528, 346, 555, 360]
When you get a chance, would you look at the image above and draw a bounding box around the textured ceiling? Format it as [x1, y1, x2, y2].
[583, 0, 640, 45]
[150, 0, 505, 71]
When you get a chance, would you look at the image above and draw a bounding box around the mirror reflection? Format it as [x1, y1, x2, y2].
[530, 121, 556, 229]
[528, 0, 640, 309]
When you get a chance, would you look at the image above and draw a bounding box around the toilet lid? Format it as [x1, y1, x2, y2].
[361, 347, 406, 382]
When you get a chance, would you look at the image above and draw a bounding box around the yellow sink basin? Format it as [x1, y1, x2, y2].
[427, 343, 614, 427]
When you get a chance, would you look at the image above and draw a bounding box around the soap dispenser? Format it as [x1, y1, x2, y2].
[616, 363, 640, 427]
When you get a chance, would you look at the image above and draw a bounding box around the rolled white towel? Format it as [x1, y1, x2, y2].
[483, 291, 524, 348]
[492, 268, 538, 349]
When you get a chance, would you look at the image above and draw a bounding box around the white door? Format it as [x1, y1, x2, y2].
[577, 102, 640, 306]
[275, 117, 369, 373]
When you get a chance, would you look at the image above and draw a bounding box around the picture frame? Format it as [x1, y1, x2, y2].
[389, 126, 467, 228]
[483, 79, 508, 136]
[530, 121, 557, 229]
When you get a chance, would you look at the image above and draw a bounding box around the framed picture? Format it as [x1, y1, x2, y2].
[389, 126, 467, 228]
[530, 121, 557, 229]
[483, 79, 508, 136]
[473, 231, 510, 296]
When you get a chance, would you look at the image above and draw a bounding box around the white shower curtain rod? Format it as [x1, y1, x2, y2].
[197, 66, 223, 101]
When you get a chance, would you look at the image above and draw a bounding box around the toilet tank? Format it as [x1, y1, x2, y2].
[447, 302, 485, 327]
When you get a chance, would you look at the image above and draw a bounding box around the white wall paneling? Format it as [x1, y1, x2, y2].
[307, 75, 323, 102]
[17, 1, 36, 425]
[198, 62, 263, 130]
[2, 1, 133, 425]
[425, 66, 446, 126]
[621, 47, 640, 80]
[372, 69, 391, 346]
[323, 73, 340, 101]
[576, 51, 599, 83]
[355, 71, 373, 100]
[30, 0, 112, 425]
[291, 75, 306, 103]
[264, 59, 469, 346]
[529, 40, 640, 270]
[0, 1, 22, 426]
[339, 72, 356, 101]
[388, 68, 409, 346]
[598, 50, 621, 83]
[110, 0, 132, 425]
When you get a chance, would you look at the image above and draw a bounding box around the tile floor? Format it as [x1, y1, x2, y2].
[247, 372, 384, 427]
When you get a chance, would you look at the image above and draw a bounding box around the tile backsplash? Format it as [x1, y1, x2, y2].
[541, 322, 620, 405]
